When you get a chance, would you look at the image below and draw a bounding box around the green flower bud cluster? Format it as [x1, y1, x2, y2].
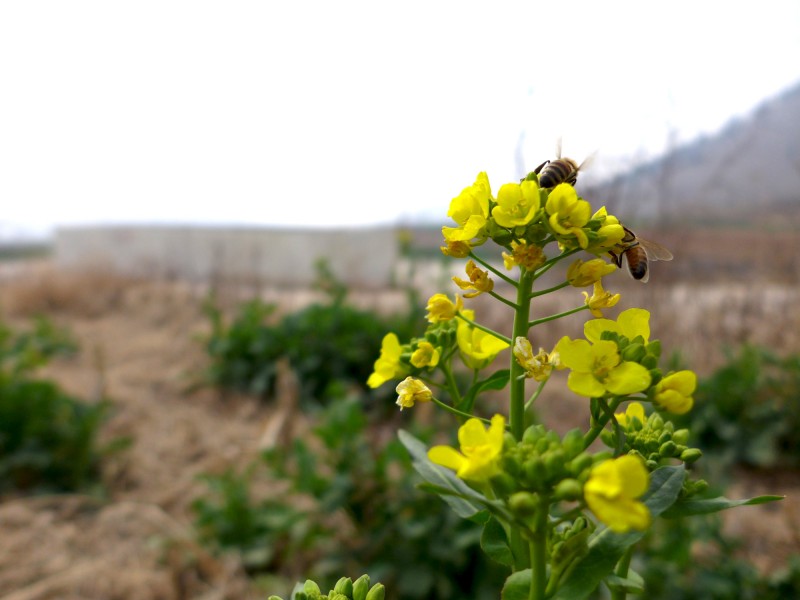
[269, 575, 385, 600]
[549, 517, 592, 586]
[601, 410, 702, 470]
[602, 332, 663, 386]
[499, 426, 598, 498]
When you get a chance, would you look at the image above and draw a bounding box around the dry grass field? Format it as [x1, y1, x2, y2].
[0, 226, 799, 598]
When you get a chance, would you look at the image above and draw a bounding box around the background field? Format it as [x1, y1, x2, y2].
[0, 224, 799, 599]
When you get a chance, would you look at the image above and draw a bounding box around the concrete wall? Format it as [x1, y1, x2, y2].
[54, 225, 398, 288]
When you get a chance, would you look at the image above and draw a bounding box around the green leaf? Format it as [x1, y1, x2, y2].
[398, 429, 485, 519]
[501, 569, 531, 600]
[552, 465, 685, 600]
[459, 369, 510, 413]
[662, 493, 784, 518]
[481, 517, 514, 567]
[605, 569, 645, 594]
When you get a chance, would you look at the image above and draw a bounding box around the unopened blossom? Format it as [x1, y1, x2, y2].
[425, 293, 463, 323]
[653, 370, 697, 414]
[585, 455, 651, 533]
[395, 377, 433, 410]
[582, 280, 621, 317]
[567, 258, 616, 287]
[410, 341, 440, 368]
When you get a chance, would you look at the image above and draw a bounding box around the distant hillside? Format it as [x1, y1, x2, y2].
[585, 81, 800, 226]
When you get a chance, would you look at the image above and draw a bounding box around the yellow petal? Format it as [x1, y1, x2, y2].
[428, 446, 466, 472]
[568, 371, 607, 397]
[605, 362, 652, 395]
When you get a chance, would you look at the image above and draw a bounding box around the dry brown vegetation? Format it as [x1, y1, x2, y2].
[0, 226, 799, 598]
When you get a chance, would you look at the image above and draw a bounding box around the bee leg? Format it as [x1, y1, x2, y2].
[533, 160, 549, 175]
[608, 251, 623, 268]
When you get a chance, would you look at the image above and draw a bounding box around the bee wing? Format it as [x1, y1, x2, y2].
[555, 137, 563, 159]
[639, 239, 673, 262]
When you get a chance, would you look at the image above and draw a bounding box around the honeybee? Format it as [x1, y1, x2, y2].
[608, 226, 673, 283]
[531, 139, 592, 188]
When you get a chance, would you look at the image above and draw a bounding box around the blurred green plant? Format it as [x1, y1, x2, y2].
[0, 317, 112, 494]
[192, 395, 505, 599]
[626, 513, 800, 600]
[676, 345, 800, 471]
[202, 262, 421, 406]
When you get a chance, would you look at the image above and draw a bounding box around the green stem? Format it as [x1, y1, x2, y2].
[510, 269, 533, 440]
[470, 251, 517, 286]
[429, 395, 490, 423]
[533, 247, 580, 280]
[610, 546, 635, 600]
[530, 280, 571, 297]
[528, 305, 589, 328]
[488, 289, 521, 310]
[529, 496, 549, 600]
[455, 313, 512, 345]
[582, 396, 624, 449]
[509, 268, 534, 571]
[524, 379, 548, 411]
[440, 362, 463, 408]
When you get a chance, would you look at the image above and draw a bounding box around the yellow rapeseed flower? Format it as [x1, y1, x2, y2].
[502, 240, 546, 271]
[410, 341, 440, 368]
[513, 337, 558, 382]
[425, 293, 463, 323]
[545, 183, 592, 249]
[585, 455, 651, 533]
[567, 258, 617, 287]
[555, 336, 651, 397]
[367, 333, 405, 388]
[587, 206, 626, 250]
[614, 401, 646, 428]
[584, 308, 651, 345]
[428, 414, 505, 482]
[653, 370, 697, 414]
[582, 280, 621, 317]
[395, 377, 433, 410]
[442, 172, 492, 243]
[457, 309, 510, 369]
[492, 180, 540, 228]
[452, 260, 494, 298]
[440, 240, 472, 258]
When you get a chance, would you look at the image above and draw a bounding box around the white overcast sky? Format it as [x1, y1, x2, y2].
[2, 1, 800, 238]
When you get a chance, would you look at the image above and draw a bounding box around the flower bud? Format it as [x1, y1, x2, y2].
[599, 429, 616, 448]
[646, 459, 659, 470]
[562, 429, 584, 458]
[334, 577, 353, 596]
[303, 580, 322, 599]
[648, 412, 664, 430]
[659, 440, 677, 458]
[568, 453, 594, 477]
[645, 340, 662, 358]
[658, 430, 672, 445]
[680, 448, 703, 463]
[490, 472, 517, 496]
[554, 478, 583, 501]
[509, 491, 538, 517]
[352, 575, 371, 600]
[330, 594, 349, 600]
[622, 343, 646, 363]
[544, 449, 566, 478]
[366, 583, 386, 600]
[523, 457, 547, 484]
[523, 424, 546, 444]
[673, 429, 690, 445]
[268, 596, 284, 600]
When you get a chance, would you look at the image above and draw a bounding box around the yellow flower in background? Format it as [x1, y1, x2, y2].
[492, 180, 540, 228]
[395, 377, 433, 410]
[513, 337, 558, 382]
[585, 455, 651, 533]
[585, 308, 651, 345]
[582, 280, 621, 317]
[567, 258, 617, 287]
[615, 401, 646, 428]
[442, 172, 492, 243]
[555, 336, 651, 397]
[545, 183, 592, 248]
[452, 260, 494, 298]
[410, 341, 440, 368]
[425, 293, 463, 323]
[457, 309, 510, 369]
[428, 414, 505, 482]
[654, 370, 697, 414]
[440, 240, 472, 258]
[367, 333, 405, 388]
[502, 240, 546, 271]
